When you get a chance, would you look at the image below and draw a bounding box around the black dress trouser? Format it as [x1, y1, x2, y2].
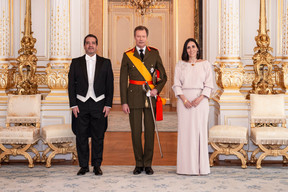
[75, 98, 107, 168]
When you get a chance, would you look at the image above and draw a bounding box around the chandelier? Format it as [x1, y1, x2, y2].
[123, 0, 163, 16]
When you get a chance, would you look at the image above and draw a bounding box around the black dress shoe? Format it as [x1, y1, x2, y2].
[133, 166, 144, 175]
[77, 167, 89, 175]
[93, 166, 103, 175]
[145, 167, 154, 175]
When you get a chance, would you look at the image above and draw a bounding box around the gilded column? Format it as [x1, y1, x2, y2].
[46, 0, 71, 100]
[0, 0, 10, 99]
[214, 0, 245, 101]
[278, 0, 288, 95]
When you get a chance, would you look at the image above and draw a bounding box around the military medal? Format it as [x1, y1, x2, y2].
[150, 67, 155, 74]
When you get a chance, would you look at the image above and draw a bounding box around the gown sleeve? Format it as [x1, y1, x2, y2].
[201, 61, 214, 98]
[172, 61, 184, 96]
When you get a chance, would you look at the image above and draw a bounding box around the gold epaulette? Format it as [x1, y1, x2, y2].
[125, 47, 135, 53]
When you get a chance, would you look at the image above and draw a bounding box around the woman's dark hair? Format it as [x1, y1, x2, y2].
[84, 34, 98, 46]
[181, 38, 201, 61]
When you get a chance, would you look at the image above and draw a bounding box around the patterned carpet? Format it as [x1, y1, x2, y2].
[107, 111, 177, 132]
[1, 165, 288, 192]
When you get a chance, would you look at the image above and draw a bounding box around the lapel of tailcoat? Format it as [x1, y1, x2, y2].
[80, 55, 88, 82]
[94, 55, 103, 82]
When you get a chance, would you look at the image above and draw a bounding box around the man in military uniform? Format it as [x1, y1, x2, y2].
[120, 25, 167, 175]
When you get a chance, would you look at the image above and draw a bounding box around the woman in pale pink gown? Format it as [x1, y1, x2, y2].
[172, 38, 214, 175]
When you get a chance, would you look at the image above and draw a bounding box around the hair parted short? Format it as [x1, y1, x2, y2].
[134, 25, 149, 37]
[84, 34, 98, 46]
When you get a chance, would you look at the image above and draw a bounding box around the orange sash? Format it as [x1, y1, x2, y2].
[126, 50, 164, 121]
[125, 51, 154, 89]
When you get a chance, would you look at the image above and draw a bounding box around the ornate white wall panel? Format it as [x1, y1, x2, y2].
[242, 0, 263, 60]
[50, 0, 70, 59]
[0, 0, 10, 59]
[220, 0, 240, 57]
[283, 0, 288, 58]
[241, 0, 277, 61]
[19, 0, 48, 61]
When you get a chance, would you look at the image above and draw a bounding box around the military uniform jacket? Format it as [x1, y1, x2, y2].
[120, 46, 167, 108]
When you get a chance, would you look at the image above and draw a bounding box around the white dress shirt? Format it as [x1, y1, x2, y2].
[136, 46, 146, 56]
[76, 54, 105, 103]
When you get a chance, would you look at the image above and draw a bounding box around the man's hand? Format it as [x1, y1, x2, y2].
[122, 104, 130, 114]
[72, 106, 80, 118]
[150, 89, 158, 97]
[103, 106, 111, 117]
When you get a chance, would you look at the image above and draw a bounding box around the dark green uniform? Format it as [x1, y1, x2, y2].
[120, 46, 167, 167]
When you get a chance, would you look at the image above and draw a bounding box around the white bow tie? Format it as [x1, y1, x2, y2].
[86, 55, 96, 61]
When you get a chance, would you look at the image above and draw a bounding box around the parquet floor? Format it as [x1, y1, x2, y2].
[102, 105, 177, 166]
[102, 132, 177, 165]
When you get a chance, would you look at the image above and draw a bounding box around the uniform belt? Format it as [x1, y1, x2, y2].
[129, 80, 153, 85]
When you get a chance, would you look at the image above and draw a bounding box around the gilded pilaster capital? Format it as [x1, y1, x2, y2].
[46, 62, 70, 89]
[214, 61, 244, 90]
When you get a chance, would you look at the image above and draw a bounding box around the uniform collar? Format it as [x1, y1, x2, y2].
[136, 46, 146, 54]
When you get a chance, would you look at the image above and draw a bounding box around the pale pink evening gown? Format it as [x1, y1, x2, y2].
[172, 60, 214, 175]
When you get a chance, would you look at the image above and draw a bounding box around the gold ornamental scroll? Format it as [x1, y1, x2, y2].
[247, 0, 277, 98]
[15, 0, 38, 95]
